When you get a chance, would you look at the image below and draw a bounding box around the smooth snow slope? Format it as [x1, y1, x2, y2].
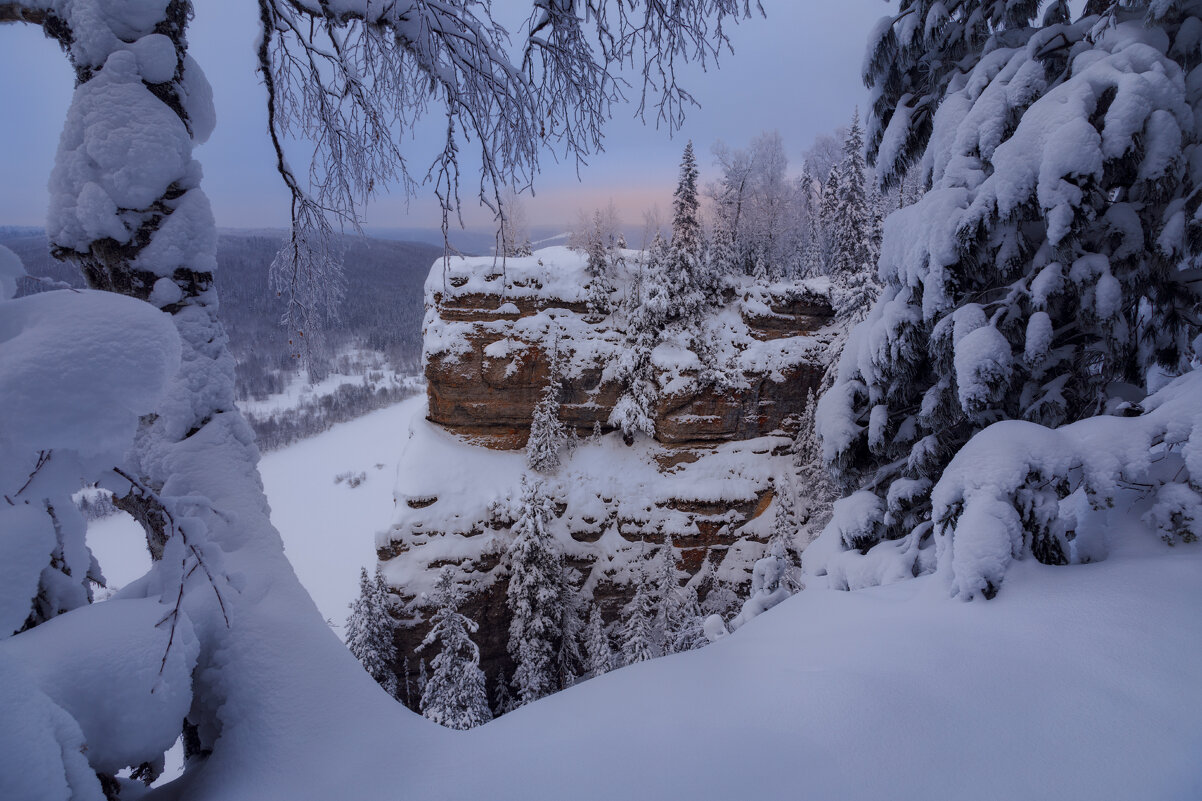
[90, 397, 1199, 800]
[406, 533, 1200, 801]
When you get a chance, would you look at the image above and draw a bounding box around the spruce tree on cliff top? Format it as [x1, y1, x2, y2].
[666, 141, 706, 324]
[817, 1, 1202, 578]
[828, 110, 881, 324]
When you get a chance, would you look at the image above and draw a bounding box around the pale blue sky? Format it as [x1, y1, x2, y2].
[0, 1, 884, 232]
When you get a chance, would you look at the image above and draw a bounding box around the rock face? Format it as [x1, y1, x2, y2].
[385, 248, 836, 713]
[424, 252, 834, 448]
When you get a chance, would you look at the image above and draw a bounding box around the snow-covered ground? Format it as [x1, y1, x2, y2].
[87, 396, 426, 631]
[85, 395, 1202, 800]
[431, 530, 1201, 801]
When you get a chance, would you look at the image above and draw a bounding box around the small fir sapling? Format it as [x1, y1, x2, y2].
[769, 481, 805, 594]
[793, 388, 836, 537]
[583, 603, 615, 678]
[584, 210, 616, 316]
[493, 670, 518, 716]
[669, 581, 709, 654]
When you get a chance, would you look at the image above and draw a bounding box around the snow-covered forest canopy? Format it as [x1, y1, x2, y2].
[1, 0, 1200, 800]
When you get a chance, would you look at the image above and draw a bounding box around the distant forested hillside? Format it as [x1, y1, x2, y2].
[1, 227, 440, 447]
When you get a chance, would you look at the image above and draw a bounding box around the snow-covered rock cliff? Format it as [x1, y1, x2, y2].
[382, 247, 837, 705]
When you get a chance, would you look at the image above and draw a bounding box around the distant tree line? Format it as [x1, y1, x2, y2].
[0, 227, 439, 448]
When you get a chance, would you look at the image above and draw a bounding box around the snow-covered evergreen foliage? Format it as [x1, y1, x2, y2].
[609, 237, 667, 444]
[932, 369, 1202, 598]
[665, 142, 706, 323]
[556, 570, 585, 689]
[828, 111, 882, 323]
[793, 388, 837, 540]
[769, 482, 805, 594]
[697, 559, 743, 620]
[653, 535, 682, 654]
[668, 581, 708, 653]
[817, 1, 1202, 595]
[346, 566, 399, 698]
[506, 476, 565, 705]
[582, 603, 614, 678]
[417, 567, 491, 730]
[584, 210, 616, 317]
[620, 558, 659, 665]
[492, 670, 517, 716]
[527, 349, 567, 473]
[729, 541, 793, 630]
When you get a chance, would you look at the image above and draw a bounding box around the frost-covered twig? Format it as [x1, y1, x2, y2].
[6, 449, 52, 503]
[254, 0, 760, 351]
[112, 467, 231, 639]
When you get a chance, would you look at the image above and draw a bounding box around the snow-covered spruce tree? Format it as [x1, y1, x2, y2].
[817, 164, 842, 273]
[769, 482, 805, 593]
[584, 210, 616, 317]
[620, 558, 659, 665]
[669, 580, 708, 653]
[582, 602, 615, 678]
[417, 567, 491, 730]
[493, 669, 518, 716]
[556, 571, 586, 689]
[793, 388, 836, 540]
[527, 350, 567, 473]
[653, 535, 683, 654]
[665, 141, 707, 324]
[816, 2, 1202, 594]
[695, 558, 742, 620]
[346, 566, 399, 698]
[506, 475, 565, 706]
[828, 110, 882, 324]
[610, 234, 668, 444]
[0, 0, 757, 787]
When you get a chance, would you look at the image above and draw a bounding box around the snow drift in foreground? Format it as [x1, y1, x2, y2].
[151, 509, 1200, 801]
